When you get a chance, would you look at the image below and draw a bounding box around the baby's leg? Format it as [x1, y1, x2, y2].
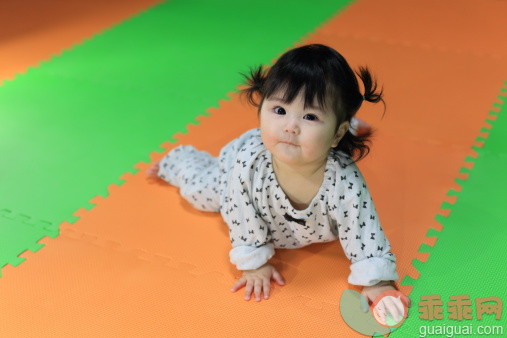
[158, 146, 221, 212]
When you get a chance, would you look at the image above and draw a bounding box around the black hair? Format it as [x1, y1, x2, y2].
[240, 43, 385, 163]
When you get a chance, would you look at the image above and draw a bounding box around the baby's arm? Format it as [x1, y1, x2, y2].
[214, 130, 288, 301]
[334, 169, 398, 286]
[221, 165, 283, 301]
[333, 165, 410, 320]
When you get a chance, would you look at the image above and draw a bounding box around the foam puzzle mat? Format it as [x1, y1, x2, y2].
[1, 0, 506, 337]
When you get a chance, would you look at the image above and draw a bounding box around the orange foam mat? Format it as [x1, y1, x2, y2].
[2, 233, 346, 337]
[321, 0, 507, 59]
[0, 0, 163, 83]
[2, 0, 507, 336]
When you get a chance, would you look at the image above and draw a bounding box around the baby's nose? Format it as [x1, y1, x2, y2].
[284, 119, 300, 134]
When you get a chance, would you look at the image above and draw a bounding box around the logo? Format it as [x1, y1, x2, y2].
[418, 295, 502, 321]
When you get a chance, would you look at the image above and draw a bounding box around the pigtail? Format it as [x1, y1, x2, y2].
[337, 129, 372, 164]
[239, 65, 267, 108]
[334, 65, 385, 164]
[356, 66, 386, 116]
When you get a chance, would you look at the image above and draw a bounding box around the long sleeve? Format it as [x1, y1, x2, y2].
[218, 129, 275, 270]
[223, 182, 275, 270]
[332, 162, 399, 286]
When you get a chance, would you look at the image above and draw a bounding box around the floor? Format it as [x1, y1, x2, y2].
[1, 0, 505, 337]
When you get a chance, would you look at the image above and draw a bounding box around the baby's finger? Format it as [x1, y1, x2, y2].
[396, 297, 407, 319]
[272, 269, 285, 285]
[384, 298, 403, 323]
[230, 278, 246, 293]
[263, 279, 270, 299]
[254, 279, 263, 301]
[244, 279, 254, 300]
[389, 295, 406, 319]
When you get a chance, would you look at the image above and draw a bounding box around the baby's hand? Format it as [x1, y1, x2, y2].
[361, 281, 412, 325]
[230, 263, 285, 301]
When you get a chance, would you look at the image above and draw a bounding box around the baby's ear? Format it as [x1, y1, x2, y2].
[332, 121, 350, 147]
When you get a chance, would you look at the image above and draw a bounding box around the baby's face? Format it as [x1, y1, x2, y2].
[259, 90, 348, 167]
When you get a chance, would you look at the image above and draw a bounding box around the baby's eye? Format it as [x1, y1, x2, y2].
[273, 107, 286, 115]
[303, 114, 319, 121]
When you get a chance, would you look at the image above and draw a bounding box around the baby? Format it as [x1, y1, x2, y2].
[150, 44, 410, 322]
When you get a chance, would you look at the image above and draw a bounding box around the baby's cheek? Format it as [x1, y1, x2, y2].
[260, 131, 276, 150]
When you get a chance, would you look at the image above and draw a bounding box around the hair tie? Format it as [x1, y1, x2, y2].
[349, 117, 359, 136]
[362, 94, 366, 101]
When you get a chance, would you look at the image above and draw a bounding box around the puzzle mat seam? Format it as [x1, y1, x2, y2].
[0, 110, 197, 275]
[400, 82, 507, 291]
[390, 83, 507, 338]
[0, 208, 57, 233]
[0, 111, 208, 277]
[6, 209, 358, 313]
[0, 0, 358, 228]
[0, 1, 165, 87]
[0, 0, 359, 277]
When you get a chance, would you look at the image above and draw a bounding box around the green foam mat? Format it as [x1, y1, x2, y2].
[0, 211, 59, 276]
[392, 86, 507, 337]
[0, 0, 354, 271]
